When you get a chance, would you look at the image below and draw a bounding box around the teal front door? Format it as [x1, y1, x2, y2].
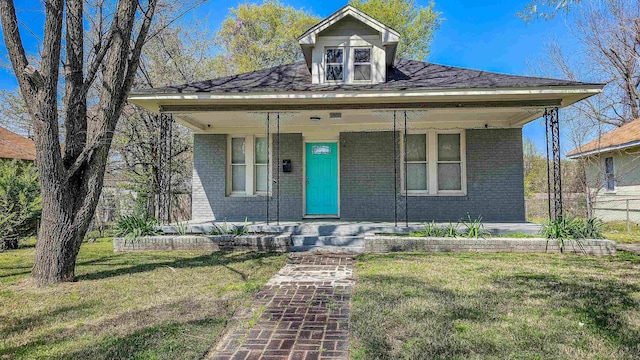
[305, 142, 338, 216]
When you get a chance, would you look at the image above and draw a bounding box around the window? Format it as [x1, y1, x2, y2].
[406, 134, 428, 192]
[228, 135, 269, 196]
[437, 134, 462, 191]
[325, 48, 344, 81]
[353, 48, 371, 81]
[604, 157, 615, 191]
[403, 131, 466, 195]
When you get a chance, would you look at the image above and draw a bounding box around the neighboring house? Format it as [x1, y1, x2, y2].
[0, 126, 35, 161]
[128, 5, 602, 222]
[567, 118, 640, 223]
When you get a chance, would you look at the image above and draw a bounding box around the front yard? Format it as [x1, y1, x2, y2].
[351, 252, 640, 359]
[0, 238, 286, 359]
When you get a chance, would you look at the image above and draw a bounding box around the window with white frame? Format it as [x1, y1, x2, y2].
[325, 48, 344, 81]
[406, 134, 428, 192]
[403, 131, 466, 195]
[437, 134, 462, 191]
[228, 135, 270, 196]
[353, 48, 371, 81]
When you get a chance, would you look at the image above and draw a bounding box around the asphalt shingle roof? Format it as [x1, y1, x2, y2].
[132, 59, 598, 95]
[0, 126, 35, 161]
[567, 118, 640, 157]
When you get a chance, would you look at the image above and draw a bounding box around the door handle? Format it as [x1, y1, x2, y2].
[306, 177, 309, 185]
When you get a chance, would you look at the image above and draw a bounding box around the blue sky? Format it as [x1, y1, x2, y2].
[1, 0, 578, 152]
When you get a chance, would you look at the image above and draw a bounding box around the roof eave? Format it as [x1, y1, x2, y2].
[297, 5, 400, 43]
[127, 84, 604, 98]
[567, 140, 640, 159]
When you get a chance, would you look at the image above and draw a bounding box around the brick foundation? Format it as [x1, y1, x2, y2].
[365, 236, 616, 256]
[113, 234, 290, 252]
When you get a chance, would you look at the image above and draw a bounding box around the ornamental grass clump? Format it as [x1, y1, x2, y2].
[541, 216, 604, 251]
[115, 214, 162, 239]
[541, 216, 604, 241]
[207, 218, 250, 236]
[409, 215, 491, 238]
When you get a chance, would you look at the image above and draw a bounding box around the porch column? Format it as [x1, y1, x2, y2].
[374, 110, 426, 226]
[158, 114, 173, 224]
[249, 112, 297, 225]
[545, 107, 563, 220]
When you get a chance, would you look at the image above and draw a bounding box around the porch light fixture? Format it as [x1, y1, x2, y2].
[310, 115, 322, 121]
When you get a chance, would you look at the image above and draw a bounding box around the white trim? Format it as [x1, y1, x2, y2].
[567, 140, 640, 158]
[297, 5, 400, 45]
[401, 129, 467, 196]
[352, 46, 372, 83]
[324, 46, 346, 83]
[129, 86, 603, 103]
[226, 134, 272, 197]
[302, 138, 340, 218]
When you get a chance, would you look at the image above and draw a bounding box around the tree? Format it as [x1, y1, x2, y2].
[349, 0, 442, 60]
[111, 24, 216, 221]
[0, 160, 41, 250]
[519, 0, 581, 21]
[0, 0, 158, 285]
[523, 137, 547, 197]
[0, 89, 32, 136]
[213, 1, 320, 75]
[530, 0, 639, 149]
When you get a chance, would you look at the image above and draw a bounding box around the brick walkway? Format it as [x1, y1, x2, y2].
[207, 254, 355, 360]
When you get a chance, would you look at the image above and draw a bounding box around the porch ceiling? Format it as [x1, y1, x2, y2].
[128, 86, 602, 132]
[160, 108, 546, 133]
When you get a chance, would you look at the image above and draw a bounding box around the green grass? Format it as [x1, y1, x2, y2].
[601, 221, 640, 244]
[351, 252, 640, 360]
[0, 238, 286, 359]
[531, 217, 640, 244]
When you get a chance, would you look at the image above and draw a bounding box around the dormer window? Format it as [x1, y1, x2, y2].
[353, 48, 371, 81]
[299, 6, 400, 85]
[326, 48, 344, 81]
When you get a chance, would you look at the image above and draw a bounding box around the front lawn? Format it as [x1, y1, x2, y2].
[351, 252, 640, 359]
[602, 221, 640, 244]
[0, 238, 286, 359]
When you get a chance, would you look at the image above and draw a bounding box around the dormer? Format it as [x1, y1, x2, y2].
[298, 5, 400, 85]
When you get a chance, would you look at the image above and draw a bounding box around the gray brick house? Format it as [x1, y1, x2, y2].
[129, 5, 602, 223]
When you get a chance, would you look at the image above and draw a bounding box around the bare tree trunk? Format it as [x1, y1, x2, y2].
[0, 0, 157, 285]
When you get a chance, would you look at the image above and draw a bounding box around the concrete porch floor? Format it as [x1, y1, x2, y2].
[175, 220, 542, 236]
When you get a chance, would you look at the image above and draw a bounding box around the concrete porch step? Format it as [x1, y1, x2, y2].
[290, 245, 365, 254]
[290, 235, 365, 253]
[290, 235, 364, 247]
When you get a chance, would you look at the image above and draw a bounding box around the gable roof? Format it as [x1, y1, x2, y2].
[131, 58, 600, 95]
[297, 5, 400, 69]
[0, 126, 35, 161]
[567, 118, 640, 158]
[298, 4, 400, 44]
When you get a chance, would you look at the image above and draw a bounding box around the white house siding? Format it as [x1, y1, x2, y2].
[585, 147, 640, 223]
[311, 34, 386, 84]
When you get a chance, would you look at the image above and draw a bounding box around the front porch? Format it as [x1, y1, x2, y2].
[164, 219, 543, 236]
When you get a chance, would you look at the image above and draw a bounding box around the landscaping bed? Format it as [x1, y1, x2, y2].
[0, 238, 287, 359]
[350, 252, 640, 359]
[113, 233, 289, 252]
[365, 236, 616, 255]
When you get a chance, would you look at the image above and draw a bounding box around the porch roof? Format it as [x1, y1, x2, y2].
[131, 59, 600, 95]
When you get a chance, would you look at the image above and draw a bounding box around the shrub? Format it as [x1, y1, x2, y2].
[207, 218, 249, 236]
[0, 160, 41, 250]
[115, 214, 161, 239]
[460, 214, 491, 238]
[540, 216, 604, 245]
